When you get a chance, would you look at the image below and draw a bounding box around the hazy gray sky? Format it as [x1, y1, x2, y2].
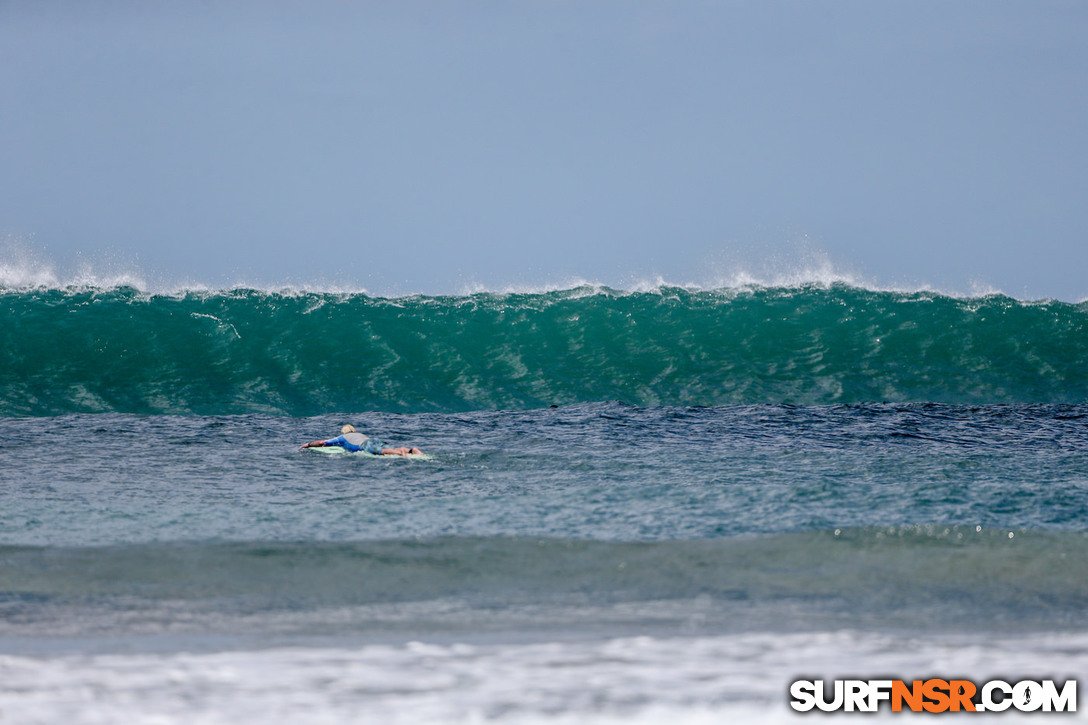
[2, 1, 1086, 298]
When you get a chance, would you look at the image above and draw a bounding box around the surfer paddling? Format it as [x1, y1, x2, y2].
[299, 425, 423, 457]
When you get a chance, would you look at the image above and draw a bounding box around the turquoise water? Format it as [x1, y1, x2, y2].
[3, 285, 1087, 415]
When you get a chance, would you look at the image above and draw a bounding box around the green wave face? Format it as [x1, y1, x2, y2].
[3, 285, 1087, 415]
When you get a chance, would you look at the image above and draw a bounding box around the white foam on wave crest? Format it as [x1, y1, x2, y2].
[0, 241, 61, 289]
[450, 250, 1022, 301]
[0, 259, 61, 290]
[0, 240, 377, 297]
[0, 240, 1039, 302]
[165, 277, 372, 299]
[453, 268, 886, 300]
[0, 630, 1083, 724]
[457, 276, 607, 297]
[0, 241, 150, 293]
[0, 261, 1034, 303]
[686, 242, 1033, 300]
[0, 262, 373, 300]
[707, 261, 866, 292]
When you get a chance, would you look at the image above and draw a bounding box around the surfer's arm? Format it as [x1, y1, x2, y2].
[300, 435, 345, 450]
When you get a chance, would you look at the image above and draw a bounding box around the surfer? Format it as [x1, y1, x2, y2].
[299, 425, 423, 456]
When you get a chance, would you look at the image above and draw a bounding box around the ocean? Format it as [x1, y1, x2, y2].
[1, 283, 1085, 723]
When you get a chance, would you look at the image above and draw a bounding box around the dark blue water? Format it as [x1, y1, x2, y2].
[2, 403, 1086, 648]
[3, 404, 1088, 546]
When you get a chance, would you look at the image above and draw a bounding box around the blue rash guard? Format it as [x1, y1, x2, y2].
[324, 432, 384, 454]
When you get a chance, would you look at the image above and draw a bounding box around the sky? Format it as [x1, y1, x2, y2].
[1, 1, 1086, 299]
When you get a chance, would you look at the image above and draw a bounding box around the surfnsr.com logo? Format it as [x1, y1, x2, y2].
[789, 679, 1077, 713]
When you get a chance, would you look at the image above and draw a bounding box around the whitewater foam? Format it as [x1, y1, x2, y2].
[0, 631, 1083, 724]
[0, 243, 1038, 300]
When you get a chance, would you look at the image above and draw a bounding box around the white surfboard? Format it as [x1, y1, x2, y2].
[305, 446, 430, 460]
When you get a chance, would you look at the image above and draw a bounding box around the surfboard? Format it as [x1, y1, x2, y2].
[305, 446, 430, 460]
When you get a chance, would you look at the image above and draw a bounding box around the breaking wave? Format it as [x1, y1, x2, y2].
[2, 284, 1087, 415]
